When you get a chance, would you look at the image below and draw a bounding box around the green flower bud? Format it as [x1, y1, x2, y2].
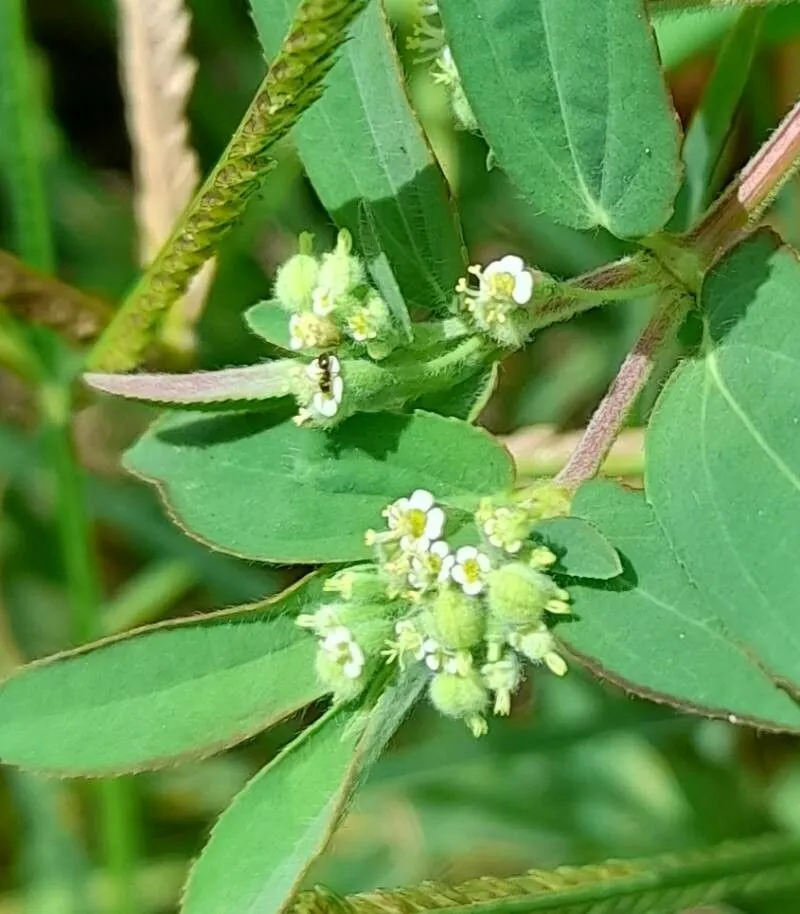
[429, 669, 489, 722]
[510, 623, 568, 677]
[324, 564, 386, 603]
[487, 563, 558, 627]
[317, 230, 364, 305]
[427, 587, 486, 650]
[274, 253, 320, 313]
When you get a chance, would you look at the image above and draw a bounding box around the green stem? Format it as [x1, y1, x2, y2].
[39, 387, 140, 914]
[0, 0, 53, 271]
[300, 835, 800, 914]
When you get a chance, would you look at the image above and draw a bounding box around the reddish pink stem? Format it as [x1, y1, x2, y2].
[555, 294, 688, 490]
[691, 98, 800, 263]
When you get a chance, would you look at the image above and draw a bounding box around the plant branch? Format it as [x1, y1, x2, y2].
[87, 0, 368, 374]
[691, 97, 800, 263]
[555, 290, 690, 491]
[293, 835, 800, 914]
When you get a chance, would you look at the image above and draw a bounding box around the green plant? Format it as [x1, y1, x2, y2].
[3, 0, 800, 912]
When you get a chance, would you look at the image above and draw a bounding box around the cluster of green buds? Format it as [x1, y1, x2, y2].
[408, 1, 478, 133]
[297, 482, 573, 737]
[274, 230, 396, 360]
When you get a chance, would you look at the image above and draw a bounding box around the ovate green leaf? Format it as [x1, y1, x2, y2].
[125, 410, 514, 564]
[250, 0, 466, 312]
[535, 515, 622, 580]
[563, 482, 800, 730]
[647, 233, 800, 692]
[181, 670, 425, 914]
[245, 301, 293, 352]
[0, 575, 328, 775]
[437, 0, 681, 237]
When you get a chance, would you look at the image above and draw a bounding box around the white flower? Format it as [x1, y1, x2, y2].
[450, 545, 491, 596]
[321, 626, 365, 679]
[306, 355, 344, 419]
[509, 623, 568, 677]
[288, 312, 340, 351]
[311, 286, 335, 317]
[481, 505, 531, 555]
[482, 255, 533, 306]
[421, 637, 460, 674]
[383, 619, 427, 668]
[296, 603, 340, 635]
[408, 540, 453, 590]
[383, 489, 445, 552]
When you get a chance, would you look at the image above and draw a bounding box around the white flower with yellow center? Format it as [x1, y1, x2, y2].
[408, 540, 453, 590]
[288, 312, 340, 351]
[347, 306, 379, 342]
[481, 255, 533, 306]
[450, 545, 491, 596]
[383, 619, 426, 668]
[481, 505, 531, 555]
[509, 623, 568, 677]
[321, 626, 365, 680]
[383, 489, 445, 552]
[306, 355, 343, 419]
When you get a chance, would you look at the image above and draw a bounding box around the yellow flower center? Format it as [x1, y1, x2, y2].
[487, 272, 515, 299]
[404, 508, 428, 538]
[462, 558, 481, 582]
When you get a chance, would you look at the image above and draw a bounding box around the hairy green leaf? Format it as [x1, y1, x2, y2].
[647, 233, 800, 693]
[245, 301, 294, 352]
[563, 482, 800, 730]
[535, 515, 622, 580]
[181, 669, 425, 914]
[437, 0, 682, 237]
[250, 0, 466, 312]
[125, 409, 514, 563]
[0, 575, 328, 775]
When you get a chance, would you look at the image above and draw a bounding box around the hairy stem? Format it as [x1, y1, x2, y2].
[87, 0, 368, 373]
[555, 290, 690, 491]
[691, 97, 800, 262]
[0, 0, 53, 271]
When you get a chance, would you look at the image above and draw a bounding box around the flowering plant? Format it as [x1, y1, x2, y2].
[1, 0, 800, 912]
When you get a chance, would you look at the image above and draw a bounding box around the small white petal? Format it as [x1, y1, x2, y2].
[343, 660, 362, 679]
[331, 375, 344, 404]
[290, 336, 303, 350]
[313, 392, 339, 417]
[498, 254, 524, 275]
[545, 652, 568, 677]
[451, 565, 467, 586]
[477, 553, 492, 573]
[430, 540, 450, 559]
[424, 507, 445, 540]
[327, 355, 341, 376]
[425, 654, 441, 671]
[507, 540, 523, 554]
[438, 555, 455, 582]
[463, 579, 484, 596]
[408, 489, 435, 512]
[422, 638, 440, 653]
[455, 545, 478, 563]
[306, 361, 321, 381]
[401, 533, 430, 552]
[512, 271, 534, 305]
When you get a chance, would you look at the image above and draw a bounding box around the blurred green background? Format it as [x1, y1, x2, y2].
[2, 1, 800, 912]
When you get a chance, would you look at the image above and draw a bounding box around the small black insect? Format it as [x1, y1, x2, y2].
[315, 352, 333, 395]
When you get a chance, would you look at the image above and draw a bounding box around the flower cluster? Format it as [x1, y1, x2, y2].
[274, 230, 395, 357]
[457, 255, 538, 347]
[298, 484, 573, 737]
